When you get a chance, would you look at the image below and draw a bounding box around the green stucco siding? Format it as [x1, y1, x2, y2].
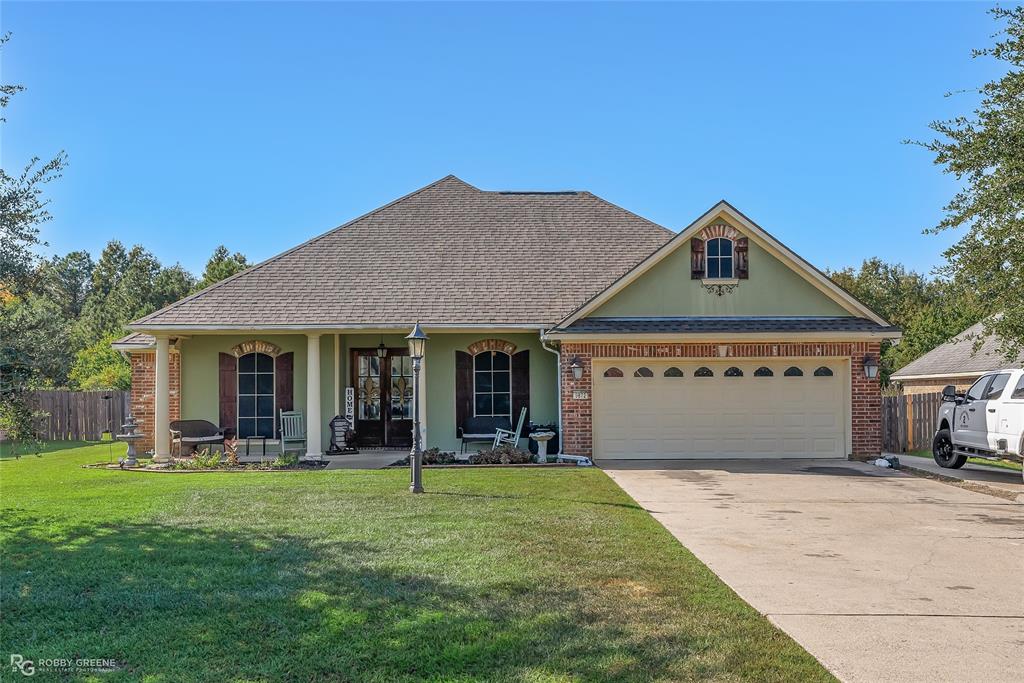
[591, 237, 850, 317]
[177, 330, 558, 454]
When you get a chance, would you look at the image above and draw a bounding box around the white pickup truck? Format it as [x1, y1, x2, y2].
[932, 368, 1024, 477]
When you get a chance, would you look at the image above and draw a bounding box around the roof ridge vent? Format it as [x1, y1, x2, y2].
[497, 191, 579, 195]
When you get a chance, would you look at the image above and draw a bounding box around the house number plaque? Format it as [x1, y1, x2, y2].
[572, 390, 590, 400]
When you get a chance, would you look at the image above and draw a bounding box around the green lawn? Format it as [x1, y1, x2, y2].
[1, 444, 832, 682]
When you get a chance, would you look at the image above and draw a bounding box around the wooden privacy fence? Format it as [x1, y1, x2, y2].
[28, 390, 130, 442]
[882, 391, 943, 454]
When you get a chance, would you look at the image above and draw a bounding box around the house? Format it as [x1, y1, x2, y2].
[114, 175, 900, 462]
[891, 319, 1022, 395]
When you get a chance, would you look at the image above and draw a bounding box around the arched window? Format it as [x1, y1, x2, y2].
[814, 366, 834, 377]
[694, 366, 714, 377]
[725, 366, 743, 377]
[706, 238, 734, 279]
[474, 351, 511, 418]
[603, 367, 623, 378]
[634, 367, 654, 378]
[663, 367, 684, 377]
[754, 366, 774, 377]
[784, 366, 804, 377]
[238, 352, 275, 438]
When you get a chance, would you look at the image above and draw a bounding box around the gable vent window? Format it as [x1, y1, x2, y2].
[603, 367, 623, 378]
[663, 367, 684, 377]
[633, 367, 654, 378]
[694, 366, 714, 377]
[784, 366, 804, 377]
[813, 366, 834, 377]
[724, 366, 743, 377]
[706, 238, 734, 279]
[754, 366, 774, 377]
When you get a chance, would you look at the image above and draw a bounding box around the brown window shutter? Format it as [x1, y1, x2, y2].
[218, 353, 237, 436]
[691, 238, 705, 279]
[275, 352, 294, 437]
[736, 237, 749, 279]
[455, 350, 472, 437]
[511, 350, 530, 436]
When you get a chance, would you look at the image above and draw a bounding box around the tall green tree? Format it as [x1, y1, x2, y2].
[912, 6, 1024, 359]
[0, 34, 68, 294]
[37, 250, 94, 319]
[828, 258, 983, 382]
[194, 245, 249, 292]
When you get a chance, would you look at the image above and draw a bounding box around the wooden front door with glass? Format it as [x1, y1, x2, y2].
[351, 349, 413, 448]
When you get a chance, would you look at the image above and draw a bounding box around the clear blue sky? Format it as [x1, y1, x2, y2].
[3, 1, 999, 276]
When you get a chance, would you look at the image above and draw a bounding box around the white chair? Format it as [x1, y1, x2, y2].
[493, 407, 527, 449]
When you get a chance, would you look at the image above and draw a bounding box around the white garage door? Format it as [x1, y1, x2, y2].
[593, 361, 847, 459]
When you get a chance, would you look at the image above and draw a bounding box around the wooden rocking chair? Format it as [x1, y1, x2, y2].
[493, 407, 527, 449]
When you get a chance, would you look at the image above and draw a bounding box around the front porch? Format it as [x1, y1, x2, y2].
[118, 330, 559, 462]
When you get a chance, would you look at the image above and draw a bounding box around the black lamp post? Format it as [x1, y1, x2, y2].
[406, 323, 428, 493]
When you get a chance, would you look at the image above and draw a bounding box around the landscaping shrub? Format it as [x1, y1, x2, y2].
[469, 444, 532, 465]
[423, 447, 456, 465]
[271, 452, 298, 469]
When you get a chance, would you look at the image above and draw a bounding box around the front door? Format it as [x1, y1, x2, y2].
[352, 349, 413, 448]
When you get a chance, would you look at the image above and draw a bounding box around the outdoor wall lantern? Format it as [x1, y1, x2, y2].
[863, 354, 879, 379]
[405, 323, 429, 494]
[376, 338, 388, 359]
[569, 356, 584, 380]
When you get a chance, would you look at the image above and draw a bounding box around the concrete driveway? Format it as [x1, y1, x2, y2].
[601, 459, 1024, 683]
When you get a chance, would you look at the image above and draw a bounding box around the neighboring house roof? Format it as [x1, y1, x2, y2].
[891, 320, 1023, 380]
[130, 175, 674, 330]
[555, 316, 898, 335]
[554, 200, 892, 329]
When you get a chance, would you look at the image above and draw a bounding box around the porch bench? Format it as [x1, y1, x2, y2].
[457, 416, 511, 454]
[169, 419, 225, 457]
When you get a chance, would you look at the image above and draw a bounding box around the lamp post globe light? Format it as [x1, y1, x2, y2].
[406, 323, 429, 493]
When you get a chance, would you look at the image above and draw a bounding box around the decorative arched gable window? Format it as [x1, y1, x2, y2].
[603, 367, 624, 378]
[784, 366, 804, 377]
[663, 367, 684, 377]
[706, 238, 734, 279]
[813, 366, 834, 377]
[754, 366, 774, 377]
[694, 366, 714, 377]
[634, 367, 654, 378]
[474, 351, 511, 418]
[724, 366, 743, 377]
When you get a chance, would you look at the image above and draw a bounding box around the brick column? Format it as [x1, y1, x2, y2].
[851, 342, 882, 456]
[560, 343, 593, 458]
[128, 350, 180, 454]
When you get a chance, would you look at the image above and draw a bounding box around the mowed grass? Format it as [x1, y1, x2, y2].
[1, 445, 833, 682]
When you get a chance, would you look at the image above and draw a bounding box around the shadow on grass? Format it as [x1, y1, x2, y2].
[0, 440, 98, 459]
[0, 509, 715, 682]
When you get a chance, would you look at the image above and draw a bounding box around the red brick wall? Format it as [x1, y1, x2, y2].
[559, 341, 882, 458]
[129, 351, 180, 453]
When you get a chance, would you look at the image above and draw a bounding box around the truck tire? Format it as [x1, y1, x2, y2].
[933, 429, 967, 469]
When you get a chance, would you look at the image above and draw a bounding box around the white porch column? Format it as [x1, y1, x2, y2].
[305, 333, 323, 459]
[153, 335, 172, 463]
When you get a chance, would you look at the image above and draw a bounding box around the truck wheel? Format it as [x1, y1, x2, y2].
[932, 429, 966, 469]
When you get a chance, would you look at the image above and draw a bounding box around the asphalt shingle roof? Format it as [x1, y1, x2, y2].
[132, 176, 674, 329]
[891, 320, 1022, 378]
[557, 317, 898, 335]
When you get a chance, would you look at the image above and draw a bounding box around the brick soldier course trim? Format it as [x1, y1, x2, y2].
[559, 341, 883, 458]
[129, 351, 181, 453]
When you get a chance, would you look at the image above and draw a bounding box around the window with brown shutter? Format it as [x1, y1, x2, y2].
[690, 238, 705, 279]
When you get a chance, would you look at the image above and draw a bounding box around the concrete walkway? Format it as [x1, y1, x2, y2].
[600, 459, 1024, 683]
[890, 453, 1023, 500]
[322, 451, 405, 470]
